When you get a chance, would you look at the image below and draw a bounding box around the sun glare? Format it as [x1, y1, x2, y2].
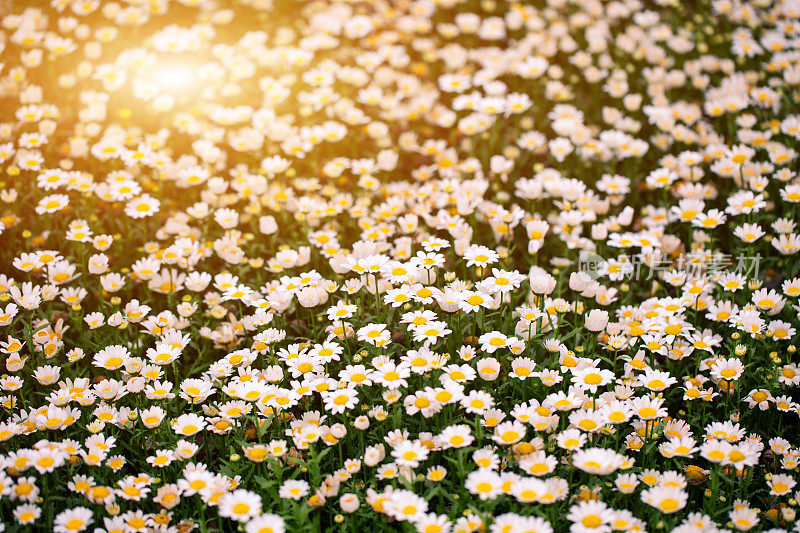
[150, 63, 196, 91]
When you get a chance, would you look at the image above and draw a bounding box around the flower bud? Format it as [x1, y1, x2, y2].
[339, 493, 360, 513]
[585, 309, 609, 332]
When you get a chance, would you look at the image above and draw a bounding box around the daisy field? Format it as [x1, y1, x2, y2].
[0, 0, 799, 532]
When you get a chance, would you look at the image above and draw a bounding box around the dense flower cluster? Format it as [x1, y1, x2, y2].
[1, 0, 800, 531]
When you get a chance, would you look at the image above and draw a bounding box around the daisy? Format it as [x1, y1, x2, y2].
[572, 448, 626, 476]
[659, 436, 699, 459]
[692, 209, 727, 228]
[637, 369, 678, 392]
[641, 486, 688, 514]
[35, 194, 70, 214]
[492, 420, 525, 446]
[476, 358, 501, 381]
[219, 489, 262, 522]
[124, 194, 161, 218]
[146, 343, 182, 366]
[571, 366, 615, 394]
[458, 290, 492, 312]
[778, 364, 800, 386]
[326, 302, 358, 321]
[464, 245, 499, 268]
[733, 223, 765, 243]
[278, 480, 310, 500]
[509, 357, 536, 380]
[53, 507, 93, 533]
[356, 323, 391, 346]
[411, 320, 452, 344]
[601, 400, 633, 425]
[409, 284, 440, 305]
[710, 358, 745, 382]
[729, 508, 759, 531]
[92, 345, 130, 371]
[461, 390, 494, 415]
[245, 514, 286, 533]
[403, 391, 440, 418]
[744, 389, 772, 410]
[566, 501, 614, 532]
[322, 388, 359, 414]
[147, 450, 176, 468]
[465, 470, 502, 501]
[373, 362, 411, 389]
[437, 425, 474, 449]
[117, 476, 150, 501]
[556, 428, 587, 451]
[172, 413, 206, 436]
[392, 440, 430, 468]
[385, 489, 428, 521]
[14, 503, 42, 525]
[441, 364, 476, 384]
[478, 331, 508, 353]
[402, 347, 437, 374]
[767, 474, 796, 496]
[568, 409, 608, 434]
[519, 452, 557, 477]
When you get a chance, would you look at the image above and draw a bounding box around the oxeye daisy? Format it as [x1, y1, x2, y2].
[53, 507, 93, 533]
[245, 514, 286, 533]
[729, 508, 759, 531]
[659, 436, 699, 459]
[572, 448, 626, 476]
[519, 451, 557, 477]
[356, 323, 391, 346]
[637, 369, 678, 392]
[568, 408, 608, 434]
[710, 358, 745, 382]
[14, 503, 42, 525]
[124, 194, 161, 219]
[403, 390, 440, 417]
[322, 388, 358, 414]
[478, 331, 508, 353]
[630, 396, 667, 420]
[509, 357, 536, 380]
[391, 439, 430, 468]
[458, 290, 492, 312]
[146, 450, 176, 468]
[571, 366, 615, 393]
[219, 489, 262, 522]
[437, 425, 473, 449]
[465, 470, 502, 501]
[566, 501, 614, 532]
[476, 357, 501, 381]
[556, 428, 587, 451]
[278, 480, 310, 501]
[373, 362, 410, 389]
[92, 345, 130, 371]
[172, 413, 206, 436]
[492, 420, 525, 446]
[35, 194, 70, 215]
[460, 389, 493, 415]
[767, 474, 796, 496]
[464, 245, 499, 268]
[411, 320, 452, 344]
[641, 486, 688, 514]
